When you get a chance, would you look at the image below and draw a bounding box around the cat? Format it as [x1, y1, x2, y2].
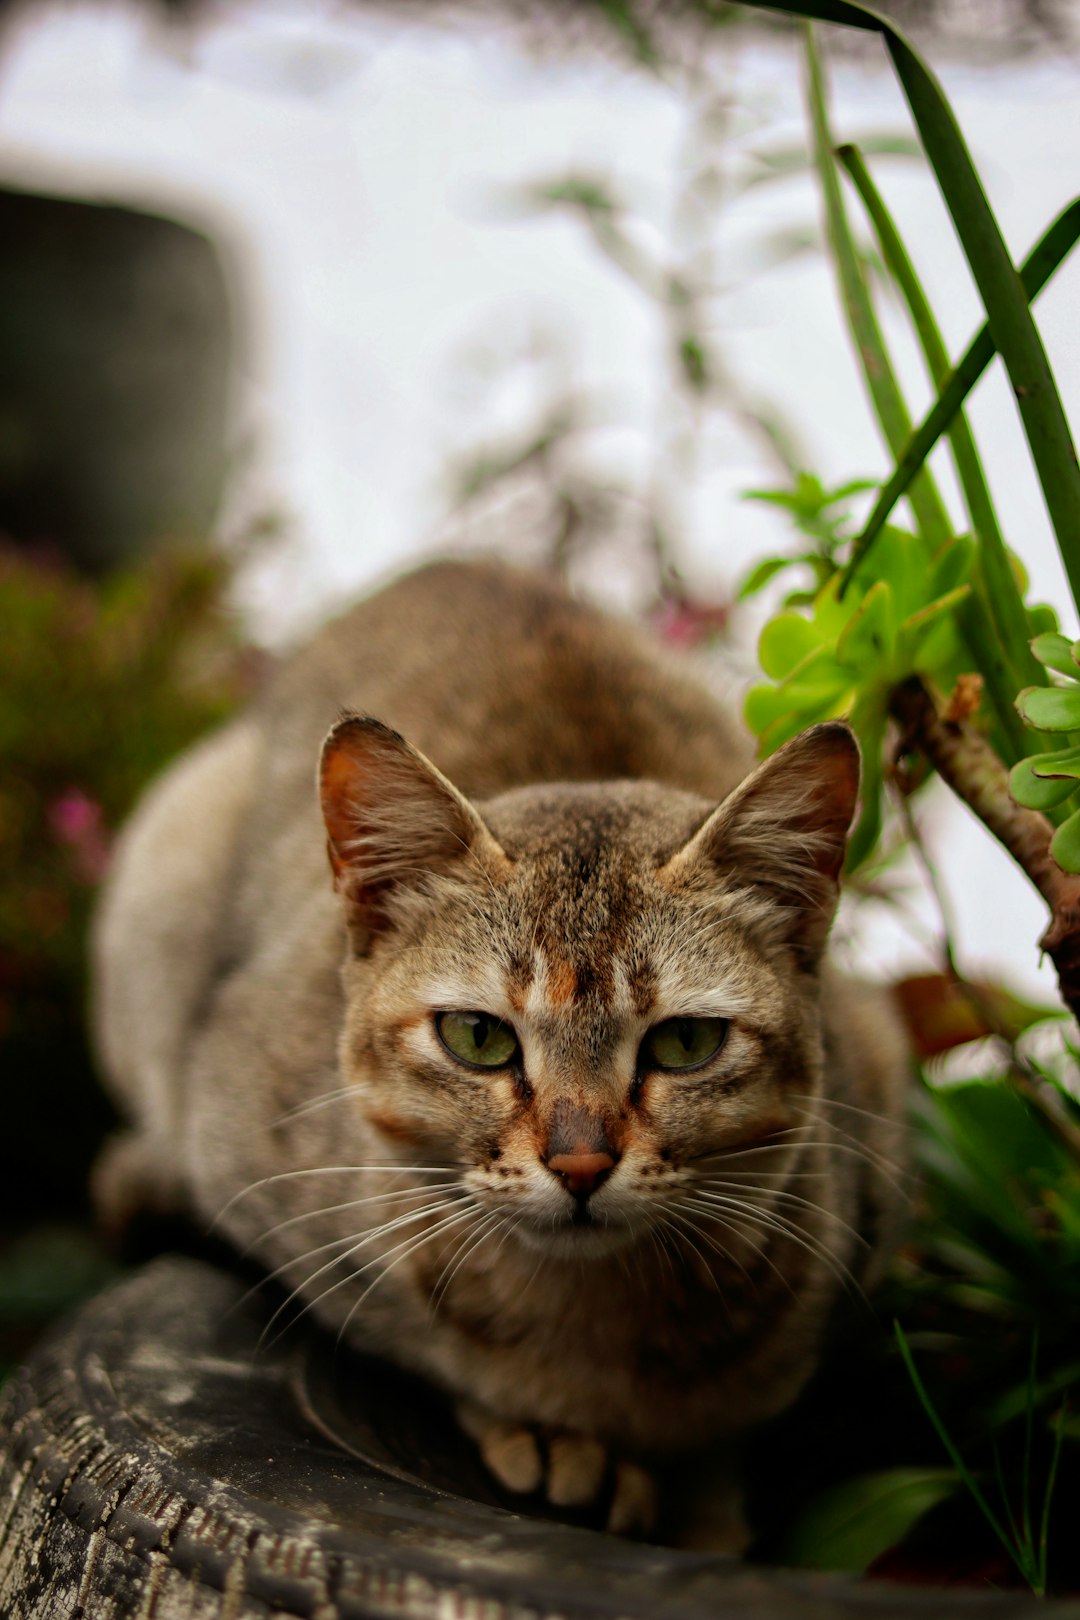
[92, 557, 910, 1550]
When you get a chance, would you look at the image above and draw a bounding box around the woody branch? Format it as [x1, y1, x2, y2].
[889, 674, 1080, 1027]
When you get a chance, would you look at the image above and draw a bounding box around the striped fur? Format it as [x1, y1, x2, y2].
[92, 559, 911, 1548]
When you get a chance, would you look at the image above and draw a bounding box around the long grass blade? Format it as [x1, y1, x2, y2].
[740, 0, 1080, 618]
[1038, 1399, 1068, 1597]
[804, 25, 952, 554]
[836, 142, 1048, 762]
[845, 199, 1080, 585]
[894, 1321, 1033, 1589]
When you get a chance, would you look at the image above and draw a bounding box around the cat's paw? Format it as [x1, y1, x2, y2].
[90, 1130, 187, 1240]
[457, 1402, 656, 1537]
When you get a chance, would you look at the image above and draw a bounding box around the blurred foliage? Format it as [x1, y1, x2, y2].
[749, 1039, 1080, 1591]
[126, 0, 1080, 66]
[0, 1225, 120, 1386]
[0, 543, 258, 1223]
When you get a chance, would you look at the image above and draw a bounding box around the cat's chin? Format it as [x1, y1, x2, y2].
[512, 1215, 639, 1261]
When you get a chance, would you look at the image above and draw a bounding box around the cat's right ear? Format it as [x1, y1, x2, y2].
[319, 714, 508, 950]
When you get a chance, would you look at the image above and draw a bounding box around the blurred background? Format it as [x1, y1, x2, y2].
[2, 0, 1079, 1373]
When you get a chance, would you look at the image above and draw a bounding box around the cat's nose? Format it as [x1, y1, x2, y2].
[546, 1150, 616, 1198]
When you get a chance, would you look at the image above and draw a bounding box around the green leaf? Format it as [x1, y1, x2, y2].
[745, 682, 790, 737]
[1030, 745, 1080, 782]
[757, 686, 854, 754]
[736, 556, 795, 602]
[910, 612, 963, 681]
[678, 334, 709, 391]
[898, 582, 971, 641]
[1030, 632, 1080, 678]
[777, 644, 852, 704]
[835, 579, 896, 671]
[758, 612, 824, 679]
[929, 532, 975, 598]
[1015, 685, 1080, 732]
[831, 477, 878, 500]
[1010, 756, 1078, 812]
[779, 1468, 957, 1573]
[527, 175, 617, 215]
[745, 639, 852, 745]
[1050, 807, 1080, 874]
[1029, 604, 1060, 638]
[845, 701, 885, 869]
[850, 525, 930, 620]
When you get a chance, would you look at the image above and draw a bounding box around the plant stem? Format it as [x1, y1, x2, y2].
[890, 675, 1080, 1025]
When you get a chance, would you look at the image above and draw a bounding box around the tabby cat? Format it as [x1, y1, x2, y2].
[93, 559, 910, 1549]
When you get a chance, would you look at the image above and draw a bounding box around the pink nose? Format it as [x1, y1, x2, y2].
[547, 1151, 616, 1198]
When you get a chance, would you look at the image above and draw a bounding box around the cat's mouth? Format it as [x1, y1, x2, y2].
[512, 1204, 639, 1260]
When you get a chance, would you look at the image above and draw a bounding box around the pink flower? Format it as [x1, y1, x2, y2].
[48, 790, 111, 884]
[651, 597, 731, 649]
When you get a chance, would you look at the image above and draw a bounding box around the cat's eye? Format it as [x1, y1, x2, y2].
[436, 1011, 520, 1069]
[641, 1016, 729, 1072]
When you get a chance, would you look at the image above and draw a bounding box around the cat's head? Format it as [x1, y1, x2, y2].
[319, 714, 859, 1263]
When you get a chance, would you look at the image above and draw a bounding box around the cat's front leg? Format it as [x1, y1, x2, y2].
[456, 1400, 657, 1536]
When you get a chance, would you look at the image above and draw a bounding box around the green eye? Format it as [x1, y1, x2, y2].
[642, 1016, 729, 1072]
[436, 1011, 519, 1069]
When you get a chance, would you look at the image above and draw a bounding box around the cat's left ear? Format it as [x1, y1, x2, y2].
[319, 713, 508, 950]
[662, 722, 860, 964]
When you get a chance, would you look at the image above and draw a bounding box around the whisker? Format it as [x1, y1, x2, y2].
[332, 1203, 483, 1346]
[251, 1194, 466, 1339]
[710, 1134, 892, 1177]
[653, 1210, 740, 1322]
[789, 1102, 907, 1189]
[695, 1180, 867, 1248]
[655, 1206, 735, 1287]
[791, 1092, 899, 1130]
[240, 1181, 463, 1256]
[429, 1209, 505, 1315]
[681, 1192, 865, 1303]
[212, 1163, 464, 1227]
[641, 1213, 677, 1284]
[667, 1199, 773, 1291]
[263, 1201, 477, 1351]
[270, 1084, 363, 1127]
[699, 1166, 833, 1182]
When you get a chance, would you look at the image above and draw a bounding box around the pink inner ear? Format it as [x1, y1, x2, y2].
[318, 716, 508, 936]
[798, 733, 860, 879]
[321, 738, 362, 882]
[321, 725, 392, 888]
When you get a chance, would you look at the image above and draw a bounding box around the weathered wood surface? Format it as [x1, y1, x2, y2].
[0, 1257, 1076, 1620]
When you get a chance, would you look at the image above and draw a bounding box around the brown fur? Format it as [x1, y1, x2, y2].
[92, 559, 910, 1547]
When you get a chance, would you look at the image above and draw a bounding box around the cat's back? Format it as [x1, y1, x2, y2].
[259, 559, 753, 811]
